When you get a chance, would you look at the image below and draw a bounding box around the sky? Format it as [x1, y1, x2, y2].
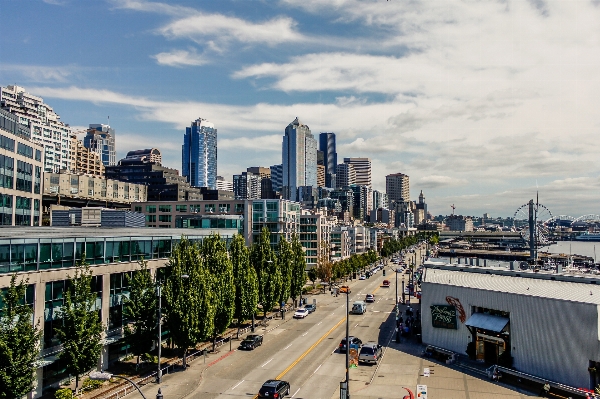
[1, 0, 600, 218]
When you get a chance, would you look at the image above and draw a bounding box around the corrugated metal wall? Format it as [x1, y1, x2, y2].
[422, 281, 600, 388]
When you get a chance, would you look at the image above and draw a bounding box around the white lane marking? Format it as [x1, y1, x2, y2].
[231, 380, 244, 390]
[372, 310, 380, 313]
[291, 388, 301, 398]
[302, 332, 308, 336]
[330, 312, 335, 315]
[314, 364, 322, 374]
[284, 343, 292, 350]
[261, 358, 273, 367]
[317, 321, 322, 325]
[354, 323, 359, 327]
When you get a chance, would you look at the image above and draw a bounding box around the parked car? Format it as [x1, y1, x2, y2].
[382, 280, 390, 287]
[339, 336, 362, 353]
[293, 308, 309, 319]
[340, 285, 351, 293]
[359, 275, 366, 280]
[258, 379, 290, 398]
[304, 303, 316, 313]
[239, 334, 263, 350]
[358, 342, 383, 364]
[365, 293, 375, 303]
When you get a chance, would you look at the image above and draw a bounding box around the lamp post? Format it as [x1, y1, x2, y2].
[156, 281, 162, 384]
[345, 285, 350, 399]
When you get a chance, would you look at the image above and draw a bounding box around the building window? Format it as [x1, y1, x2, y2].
[0, 155, 14, 189]
[146, 205, 156, 213]
[205, 204, 215, 213]
[0, 194, 12, 226]
[15, 196, 31, 226]
[16, 160, 33, 193]
[34, 166, 41, 194]
[158, 215, 171, 223]
[235, 203, 244, 213]
[146, 215, 156, 223]
[219, 203, 230, 213]
[159, 205, 171, 213]
[17, 143, 34, 159]
[0, 135, 15, 152]
[176, 205, 187, 212]
[35, 149, 42, 162]
[134, 206, 142, 212]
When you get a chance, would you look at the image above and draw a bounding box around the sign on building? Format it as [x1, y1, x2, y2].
[430, 305, 458, 329]
[416, 384, 428, 398]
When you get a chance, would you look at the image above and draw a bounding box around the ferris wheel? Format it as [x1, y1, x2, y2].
[513, 202, 553, 247]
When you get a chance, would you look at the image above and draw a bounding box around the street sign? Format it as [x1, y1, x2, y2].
[416, 384, 428, 398]
[423, 367, 430, 377]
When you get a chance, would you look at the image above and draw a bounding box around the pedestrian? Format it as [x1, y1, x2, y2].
[541, 383, 550, 397]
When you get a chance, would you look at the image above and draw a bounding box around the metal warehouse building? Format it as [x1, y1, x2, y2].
[421, 262, 600, 389]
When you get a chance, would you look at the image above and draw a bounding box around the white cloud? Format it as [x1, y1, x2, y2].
[418, 175, 469, 189]
[0, 64, 75, 83]
[152, 49, 208, 67]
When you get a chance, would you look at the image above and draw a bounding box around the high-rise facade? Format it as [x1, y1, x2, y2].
[233, 172, 261, 200]
[182, 118, 217, 189]
[0, 85, 72, 172]
[216, 176, 233, 191]
[317, 164, 325, 187]
[270, 164, 283, 192]
[344, 157, 371, 188]
[84, 124, 116, 167]
[386, 173, 410, 204]
[319, 132, 337, 188]
[372, 190, 388, 210]
[336, 163, 356, 188]
[282, 117, 317, 201]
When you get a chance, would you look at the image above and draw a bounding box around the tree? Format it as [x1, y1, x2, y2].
[0, 275, 41, 399]
[163, 238, 215, 368]
[277, 237, 293, 307]
[307, 268, 317, 286]
[289, 234, 307, 307]
[123, 258, 157, 367]
[55, 261, 103, 393]
[230, 234, 258, 332]
[251, 228, 281, 315]
[201, 234, 235, 352]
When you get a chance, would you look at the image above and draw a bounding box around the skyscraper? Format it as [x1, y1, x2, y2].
[282, 117, 317, 201]
[182, 118, 217, 189]
[270, 164, 283, 192]
[84, 124, 116, 167]
[386, 173, 410, 204]
[233, 172, 261, 200]
[336, 163, 356, 188]
[344, 157, 371, 188]
[319, 132, 337, 188]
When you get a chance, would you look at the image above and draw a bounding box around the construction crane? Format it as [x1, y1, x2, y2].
[451, 204, 456, 215]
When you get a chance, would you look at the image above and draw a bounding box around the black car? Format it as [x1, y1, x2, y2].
[339, 336, 362, 353]
[239, 334, 263, 350]
[258, 379, 290, 398]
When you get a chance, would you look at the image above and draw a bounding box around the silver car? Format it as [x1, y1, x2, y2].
[358, 342, 382, 364]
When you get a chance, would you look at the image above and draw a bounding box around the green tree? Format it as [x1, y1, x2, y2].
[289, 234, 307, 307]
[277, 237, 293, 307]
[251, 228, 281, 315]
[55, 261, 103, 393]
[230, 234, 258, 332]
[0, 275, 41, 399]
[201, 234, 235, 351]
[163, 238, 215, 368]
[123, 258, 157, 367]
[307, 268, 317, 286]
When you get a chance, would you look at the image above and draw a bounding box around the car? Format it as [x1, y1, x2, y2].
[404, 287, 410, 295]
[339, 336, 362, 353]
[258, 379, 290, 398]
[293, 308, 309, 319]
[358, 342, 383, 364]
[359, 275, 366, 280]
[396, 268, 403, 273]
[340, 285, 351, 293]
[382, 280, 390, 287]
[239, 334, 263, 350]
[365, 293, 375, 303]
[304, 303, 316, 313]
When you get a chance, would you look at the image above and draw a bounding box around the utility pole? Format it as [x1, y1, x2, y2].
[345, 289, 350, 399]
[156, 282, 162, 384]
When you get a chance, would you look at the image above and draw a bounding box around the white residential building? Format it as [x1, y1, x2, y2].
[343, 157, 371, 188]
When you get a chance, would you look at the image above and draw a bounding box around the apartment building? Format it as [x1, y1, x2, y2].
[299, 211, 333, 268]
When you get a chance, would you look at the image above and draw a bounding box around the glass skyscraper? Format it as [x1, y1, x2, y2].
[319, 132, 337, 188]
[84, 124, 116, 166]
[182, 118, 217, 189]
[282, 117, 317, 201]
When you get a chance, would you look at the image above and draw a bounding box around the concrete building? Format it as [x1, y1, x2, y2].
[233, 171, 261, 200]
[182, 117, 217, 189]
[0, 109, 44, 226]
[369, 208, 395, 226]
[247, 166, 271, 179]
[282, 117, 317, 201]
[84, 124, 116, 167]
[319, 132, 337, 189]
[446, 214, 474, 232]
[317, 164, 325, 188]
[216, 175, 233, 192]
[372, 190, 388, 211]
[393, 199, 415, 228]
[1, 85, 73, 172]
[333, 225, 372, 255]
[335, 163, 356, 188]
[343, 157, 371, 188]
[386, 172, 410, 204]
[70, 136, 105, 176]
[422, 262, 600, 390]
[0, 227, 238, 398]
[329, 188, 355, 218]
[124, 148, 162, 165]
[299, 211, 333, 268]
[330, 229, 351, 261]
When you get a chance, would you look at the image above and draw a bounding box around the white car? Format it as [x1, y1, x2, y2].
[359, 275, 366, 280]
[293, 308, 309, 319]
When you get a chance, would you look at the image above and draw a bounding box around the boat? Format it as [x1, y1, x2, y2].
[575, 232, 600, 241]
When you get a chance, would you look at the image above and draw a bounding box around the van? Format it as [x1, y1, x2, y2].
[351, 301, 367, 314]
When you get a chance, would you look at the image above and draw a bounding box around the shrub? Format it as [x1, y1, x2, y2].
[54, 388, 73, 399]
[82, 378, 104, 392]
[142, 352, 158, 363]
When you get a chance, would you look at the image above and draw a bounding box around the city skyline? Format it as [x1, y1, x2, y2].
[1, 0, 599, 216]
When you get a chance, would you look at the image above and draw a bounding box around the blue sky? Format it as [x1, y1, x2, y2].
[2, 0, 600, 217]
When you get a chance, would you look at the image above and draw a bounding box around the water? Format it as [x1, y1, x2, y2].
[542, 241, 598, 262]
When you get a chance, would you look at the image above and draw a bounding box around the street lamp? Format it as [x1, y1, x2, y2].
[156, 281, 162, 384]
[89, 372, 148, 399]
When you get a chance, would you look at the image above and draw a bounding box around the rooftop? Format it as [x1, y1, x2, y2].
[0, 227, 237, 240]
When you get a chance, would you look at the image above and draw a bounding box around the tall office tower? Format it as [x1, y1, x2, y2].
[336, 163, 356, 188]
[247, 166, 271, 179]
[386, 173, 410, 204]
[317, 150, 324, 166]
[349, 185, 373, 221]
[270, 164, 283, 192]
[282, 117, 317, 201]
[319, 132, 337, 188]
[343, 157, 371, 188]
[0, 85, 73, 172]
[372, 190, 389, 210]
[216, 176, 233, 191]
[182, 117, 217, 189]
[84, 124, 116, 167]
[317, 164, 325, 187]
[233, 172, 261, 200]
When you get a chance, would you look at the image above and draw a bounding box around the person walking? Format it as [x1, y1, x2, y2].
[541, 383, 550, 397]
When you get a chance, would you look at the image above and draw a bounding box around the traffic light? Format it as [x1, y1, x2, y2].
[383, 269, 386, 276]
